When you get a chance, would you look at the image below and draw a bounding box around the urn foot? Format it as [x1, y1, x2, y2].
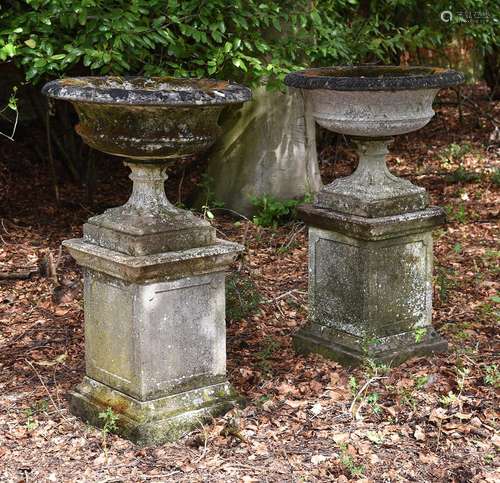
[297, 204, 447, 367]
[70, 377, 241, 446]
[315, 139, 428, 217]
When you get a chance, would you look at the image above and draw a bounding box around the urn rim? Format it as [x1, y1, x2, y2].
[284, 65, 464, 91]
[42, 76, 252, 106]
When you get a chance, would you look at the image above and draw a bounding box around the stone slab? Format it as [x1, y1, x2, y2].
[70, 377, 241, 446]
[63, 238, 243, 283]
[294, 323, 447, 367]
[201, 86, 322, 216]
[84, 210, 215, 256]
[298, 204, 445, 240]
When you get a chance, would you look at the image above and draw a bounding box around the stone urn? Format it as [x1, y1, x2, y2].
[42, 76, 251, 444]
[285, 65, 464, 366]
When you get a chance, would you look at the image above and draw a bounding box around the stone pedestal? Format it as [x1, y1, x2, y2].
[65, 163, 242, 445]
[296, 139, 447, 366]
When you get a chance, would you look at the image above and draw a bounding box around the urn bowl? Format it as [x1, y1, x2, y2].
[42, 76, 251, 160]
[285, 66, 464, 137]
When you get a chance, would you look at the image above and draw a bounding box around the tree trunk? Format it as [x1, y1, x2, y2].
[484, 45, 499, 100]
[201, 86, 322, 216]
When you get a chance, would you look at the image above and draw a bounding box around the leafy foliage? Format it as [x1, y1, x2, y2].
[251, 195, 309, 228]
[1, 1, 497, 85]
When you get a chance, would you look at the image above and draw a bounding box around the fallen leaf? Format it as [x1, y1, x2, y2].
[366, 431, 384, 444]
[414, 425, 426, 441]
[311, 454, 327, 465]
[310, 403, 322, 416]
[419, 452, 438, 464]
[285, 399, 307, 409]
[492, 434, 500, 449]
[332, 433, 349, 444]
[429, 407, 448, 423]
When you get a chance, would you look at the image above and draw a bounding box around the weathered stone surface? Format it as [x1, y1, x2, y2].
[42, 77, 251, 107]
[285, 65, 462, 367]
[43, 75, 252, 444]
[294, 325, 447, 366]
[285, 66, 464, 138]
[63, 238, 242, 283]
[70, 377, 241, 446]
[84, 163, 216, 255]
[202, 86, 322, 215]
[82, 268, 228, 400]
[298, 203, 445, 240]
[295, 205, 447, 366]
[66, 238, 242, 442]
[315, 139, 428, 217]
[42, 77, 251, 159]
[285, 66, 464, 92]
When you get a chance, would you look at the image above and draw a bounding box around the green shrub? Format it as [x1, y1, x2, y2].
[1, 1, 497, 86]
[251, 194, 309, 228]
[445, 166, 481, 183]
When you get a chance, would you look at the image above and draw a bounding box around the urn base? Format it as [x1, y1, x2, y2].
[297, 204, 447, 367]
[70, 377, 241, 446]
[315, 138, 429, 218]
[293, 323, 447, 367]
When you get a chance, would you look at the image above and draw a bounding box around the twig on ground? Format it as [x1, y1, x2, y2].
[349, 376, 388, 420]
[212, 207, 252, 222]
[280, 223, 305, 251]
[0, 269, 38, 280]
[1, 218, 10, 235]
[266, 289, 306, 304]
[25, 359, 69, 423]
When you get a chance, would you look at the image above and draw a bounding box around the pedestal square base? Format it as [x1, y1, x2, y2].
[315, 178, 428, 218]
[84, 208, 215, 257]
[63, 237, 243, 443]
[294, 324, 447, 367]
[70, 377, 241, 446]
[297, 204, 447, 366]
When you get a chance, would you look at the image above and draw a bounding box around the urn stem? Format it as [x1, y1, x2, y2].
[123, 162, 176, 216]
[351, 138, 399, 185]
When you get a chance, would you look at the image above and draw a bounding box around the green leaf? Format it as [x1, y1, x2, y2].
[24, 39, 36, 49]
[232, 58, 247, 71]
[0, 43, 16, 59]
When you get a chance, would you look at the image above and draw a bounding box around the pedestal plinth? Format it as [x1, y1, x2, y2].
[296, 204, 448, 366]
[65, 163, 243, 445]
[65, 237, 242, 445]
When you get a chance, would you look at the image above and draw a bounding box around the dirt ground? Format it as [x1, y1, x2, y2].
[0, 83, 498, 482]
